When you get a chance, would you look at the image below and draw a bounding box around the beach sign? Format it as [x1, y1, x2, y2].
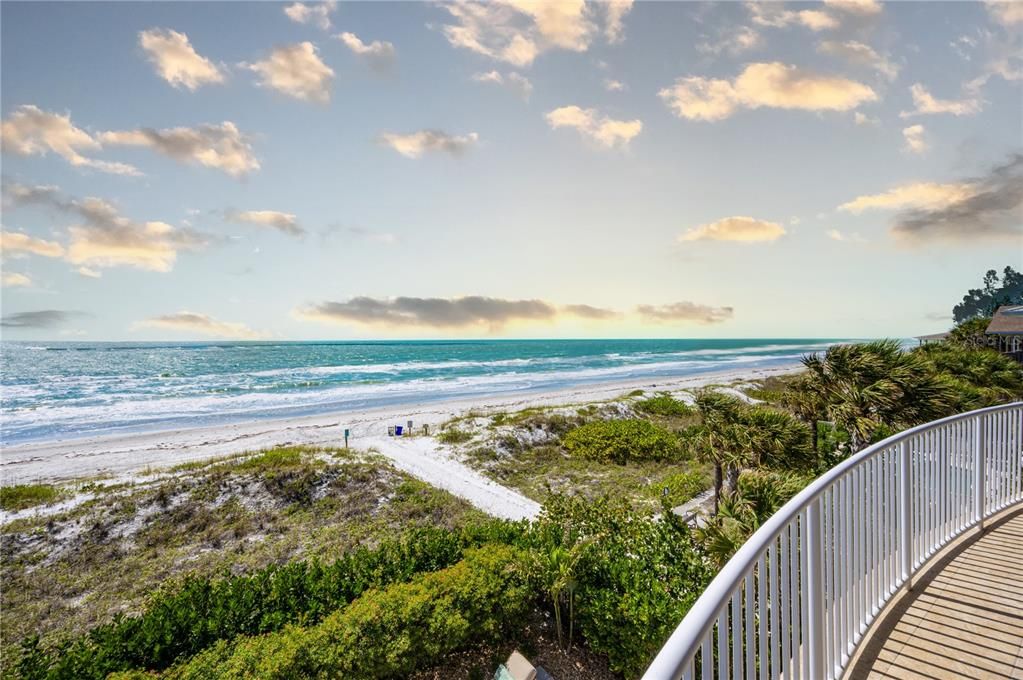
[344, 428, 349, 448]
[407, 420, 413, 435]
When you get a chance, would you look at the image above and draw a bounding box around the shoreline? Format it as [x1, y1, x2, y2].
[1, 363, 801, 487]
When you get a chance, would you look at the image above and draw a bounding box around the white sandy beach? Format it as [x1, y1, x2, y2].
[1, 364, 800, 520]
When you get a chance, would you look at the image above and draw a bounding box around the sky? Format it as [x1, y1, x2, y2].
[0, 0, 1020, 341]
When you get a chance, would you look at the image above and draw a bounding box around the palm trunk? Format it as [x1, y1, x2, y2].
[713, 462, 723, 514]
[726, 464, 740, 496]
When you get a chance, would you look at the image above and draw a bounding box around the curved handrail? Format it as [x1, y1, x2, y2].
[644, 401, 1023, 680]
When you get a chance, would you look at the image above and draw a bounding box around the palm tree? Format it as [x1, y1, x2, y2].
[788, 340, 953, 452]
[533, 537, 593, 649]
[692, 391, 747, 513]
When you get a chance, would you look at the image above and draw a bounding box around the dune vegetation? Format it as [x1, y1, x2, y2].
[4, 336, 1021, 680]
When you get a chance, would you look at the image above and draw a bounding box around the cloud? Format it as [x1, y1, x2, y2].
[337, 32, 396, 73]
[603, 0, 634, 44]
[827, 228, 867, 243]
[748, 4, 839, 31]
[378, 130, 479, 158]
[0, 310, 85, 329]
[244, 42, 334, 103]
[854, 111, 879, 125]
[545, 105, 642, 149]
[900, 83, 983, 118]
[838, 181, 979, 213]
[139, 28, 225, 90]
[0, 230, 65, 258]
[678, 216, 786, 242]
[659, 62, 877, 121]
[472, 70, 533, 99]
[2, 272, 31, 287]
[985, 1, 1023, 27]
[284, 1, 336, 30]
[817, 40, 899, 81]
[697, 25, 762, 57]
[438, 0, 625, 67]
[562, 303, 621, 320]
[227, 210, 304, 236]
[77, 266, 101, 278]
[0, 105, 140, 176]
[902, 125, 929, 154]
[296, 295, 560, 330]
[295, 296, 626, 330]
[3, 182, 207, 272]
[99, 122, 259, 177]
[890, 155, 1023, 243]
[603, 78, 626, 92]
[136, 311, 267, 339]
[824, 0, 882, 16]
[636, 302, 734, 324]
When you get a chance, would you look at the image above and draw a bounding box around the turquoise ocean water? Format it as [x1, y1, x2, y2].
[0, 339, 848, 445]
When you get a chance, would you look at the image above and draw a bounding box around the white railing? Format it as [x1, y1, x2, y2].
[644, 402, 1023, 680]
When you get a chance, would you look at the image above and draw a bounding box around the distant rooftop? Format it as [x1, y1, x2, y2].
[987, 305, 1023, 335]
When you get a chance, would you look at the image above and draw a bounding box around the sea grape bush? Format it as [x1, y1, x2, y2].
[15, 521, 525, 679]
[634, 393, 694, 418]
[563, 419, 683, 463]
[163, 545, 529, 679]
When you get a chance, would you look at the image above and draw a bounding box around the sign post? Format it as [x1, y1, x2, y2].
[344, 428, 349, 448]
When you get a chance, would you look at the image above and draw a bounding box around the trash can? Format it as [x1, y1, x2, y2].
[395, 425, 403, 436]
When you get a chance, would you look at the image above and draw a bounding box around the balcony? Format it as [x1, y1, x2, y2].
[643, 402, 1023, 680]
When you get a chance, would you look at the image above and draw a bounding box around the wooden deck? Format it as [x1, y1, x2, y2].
[847, 505, 1023, 679]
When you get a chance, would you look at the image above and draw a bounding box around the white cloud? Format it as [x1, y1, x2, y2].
[823, 0, 882, 16]
[827, 228, 867, 243]
[139, 28, 224, 90]
[854, 112, 880, 125]
[748, 4, 839, 31]
[545, 105, 642, 149]
[438, 0, 626, 67]
[227, 210, 304, 236]
[636, 302, 734, 324]
[284, 1, 337, 30]
[698, 25, 762, 57]
[2, 272, 31, 287]
[99, 122, 259, 177]
[4, 183, 206, 272]
[378, 130, 480, 158]
[244, 42, 334, 103]
[603, 0, 634, 44]
[902, 124, 928, 154]
[137, 311, 267, 339]
[471, 70, 533, 99]
[0, 230, 66, 258]
[817, 40, 899, 81]
[603, 78, 626, 92]
[838, 182, 979, 213]
[659, 62, 877, 121]
[77, 266, 101, 278]
[678, 216, 786, 242]
[337, 32, 396, 73]
[0, 105, 140, 176]
[900, 83, 983, 117]
[985, 1, 1023, 27]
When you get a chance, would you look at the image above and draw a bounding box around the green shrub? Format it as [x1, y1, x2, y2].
[0, 484, 61, 511]
[634, 394, 693, 417]
[530, 494, 712, 677]
[437, 428, 473, 444]
[14, 522, 526, 679]
[650, 470, 708, 506]
[563, 419, 682, 464]
[165, 545, 529, 679]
